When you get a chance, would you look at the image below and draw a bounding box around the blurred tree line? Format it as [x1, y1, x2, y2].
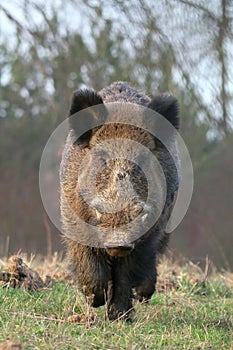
[0, 0, 232, 268]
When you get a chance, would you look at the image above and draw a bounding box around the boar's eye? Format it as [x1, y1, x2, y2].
[96, 155, 109, 169]
[100, 158, 107, 167]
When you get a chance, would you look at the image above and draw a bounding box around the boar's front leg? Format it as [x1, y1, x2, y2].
[68, 244, 111, 307]
[134, 274, 156, 302]
[107, 259, 133, 321]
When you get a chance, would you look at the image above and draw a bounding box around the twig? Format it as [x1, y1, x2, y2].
[8, 311, 64, 323]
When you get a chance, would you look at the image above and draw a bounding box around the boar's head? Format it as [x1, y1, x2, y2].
[60, 88, 179, 257]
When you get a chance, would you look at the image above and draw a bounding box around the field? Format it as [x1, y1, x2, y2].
[0, 254, 232, 350]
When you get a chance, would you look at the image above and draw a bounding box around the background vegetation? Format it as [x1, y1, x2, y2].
[0, 0, 232, 269]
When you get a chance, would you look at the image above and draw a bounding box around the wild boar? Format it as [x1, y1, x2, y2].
[60, 81, 179, 320]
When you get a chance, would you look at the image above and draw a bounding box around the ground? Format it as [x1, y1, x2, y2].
[0, 253, 232, 350]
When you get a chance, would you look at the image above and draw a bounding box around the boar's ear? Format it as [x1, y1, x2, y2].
[69, 89, 104, 116]
[68, 89, 107, 146]
[148, 95, 179, 130]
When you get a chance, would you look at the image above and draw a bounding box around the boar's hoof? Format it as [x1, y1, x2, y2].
[108, 303, 133, 322]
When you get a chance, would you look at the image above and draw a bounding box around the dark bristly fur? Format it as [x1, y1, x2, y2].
[60, 81, 180, 321]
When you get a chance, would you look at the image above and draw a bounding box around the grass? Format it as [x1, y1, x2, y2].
[0, 254, 232, 350]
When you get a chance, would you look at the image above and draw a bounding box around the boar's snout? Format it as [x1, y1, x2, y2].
[116, 169, 130, 180]
[104, 242, 135, 257]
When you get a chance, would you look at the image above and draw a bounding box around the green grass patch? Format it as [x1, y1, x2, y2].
[0, 256, 232, 349]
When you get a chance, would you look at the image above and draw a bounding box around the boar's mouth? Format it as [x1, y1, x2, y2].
[104, 242, 135, 257]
